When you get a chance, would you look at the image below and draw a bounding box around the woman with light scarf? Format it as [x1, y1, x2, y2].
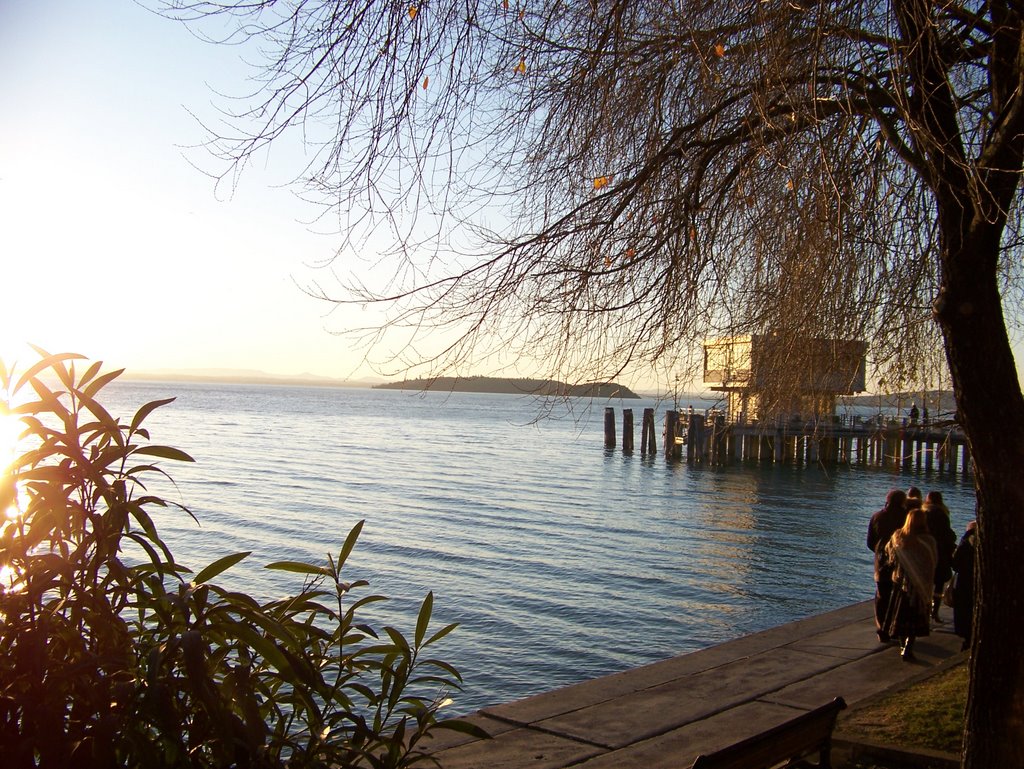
[881, 507, 938, 660]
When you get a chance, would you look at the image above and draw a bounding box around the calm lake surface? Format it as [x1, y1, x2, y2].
[103, 380, 978, 717]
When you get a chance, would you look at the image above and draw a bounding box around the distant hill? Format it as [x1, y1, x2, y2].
[373, 376, 640, 399]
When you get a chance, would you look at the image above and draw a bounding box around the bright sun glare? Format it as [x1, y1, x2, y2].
[0, 396, 23, 591]
[1, 389, 23, 505]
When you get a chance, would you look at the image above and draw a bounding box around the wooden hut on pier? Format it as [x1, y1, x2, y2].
[702, 334, 868, 423]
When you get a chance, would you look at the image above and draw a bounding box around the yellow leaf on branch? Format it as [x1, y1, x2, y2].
[515, 59, 527, 74]
[422, 76, 429, 89]
[714, 43, 726, 57]
[409, 5, 418, 19]
[593, 175, 611, 189]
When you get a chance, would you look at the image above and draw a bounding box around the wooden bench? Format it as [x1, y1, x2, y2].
[689, 696, 847, 769]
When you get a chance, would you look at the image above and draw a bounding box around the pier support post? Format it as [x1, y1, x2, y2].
[622, 409, 634, 454]
[665, 410, 682, 461]
[641, 408, 656, 455]
[709, 415, 727, 465]
[717, 415, 728, 464]
[824, 434, 838, 465]
[604, 407, 616, 449]
[883, 430, 896, 468]
[687, 414, 705, 464]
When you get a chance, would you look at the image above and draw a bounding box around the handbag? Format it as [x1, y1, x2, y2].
[942, 580, 956, 608]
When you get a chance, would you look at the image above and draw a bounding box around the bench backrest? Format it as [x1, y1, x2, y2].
[689, 696, 847, 769]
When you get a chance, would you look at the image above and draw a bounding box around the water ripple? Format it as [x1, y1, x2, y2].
[105, 381, 978, 715]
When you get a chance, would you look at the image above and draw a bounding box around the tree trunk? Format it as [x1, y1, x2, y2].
[935, 226, 1024, 767]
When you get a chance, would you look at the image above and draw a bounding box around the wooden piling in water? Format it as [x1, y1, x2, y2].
[604, 407, 616, 449]
[641, 408, 656, 455]
[622, 409, 634, 454]
[717, 415, 728, 464]
[665, 410, 682, 461]
[602, 407, 967, 476]
[688, 414, 706, 464]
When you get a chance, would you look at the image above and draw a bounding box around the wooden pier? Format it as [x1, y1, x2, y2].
[605, 407, 971, 475]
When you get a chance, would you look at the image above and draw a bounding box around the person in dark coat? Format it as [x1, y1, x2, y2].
[906, 487, 923, 510]
[951, 520, 977, 651]
[880, 507, 937, 660]
[923, 490, 957, 622]
[867, 489, 908, 642]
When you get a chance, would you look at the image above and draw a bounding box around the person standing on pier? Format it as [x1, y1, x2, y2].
[881, 507, 938, 661]
[923, 491, 957, 622]
[867, 489, 908, 642]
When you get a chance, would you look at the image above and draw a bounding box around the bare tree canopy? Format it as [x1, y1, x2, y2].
[161, 1, 1024, 766]
[165, 0, 1021, 389]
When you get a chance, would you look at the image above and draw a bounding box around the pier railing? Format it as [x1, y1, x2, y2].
[604, 407, 970, 475]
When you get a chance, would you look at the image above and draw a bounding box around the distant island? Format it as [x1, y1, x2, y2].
[373, 376, 641, 399]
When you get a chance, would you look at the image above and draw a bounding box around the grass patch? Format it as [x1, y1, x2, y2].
[839, 660, 967, 755]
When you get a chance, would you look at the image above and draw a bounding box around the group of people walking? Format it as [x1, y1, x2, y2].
[868, 487, 976, 659]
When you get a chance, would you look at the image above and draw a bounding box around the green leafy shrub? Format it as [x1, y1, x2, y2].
[0, 350, 486, 768]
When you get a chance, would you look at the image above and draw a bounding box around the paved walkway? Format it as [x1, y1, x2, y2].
[423, 600, 964, 768]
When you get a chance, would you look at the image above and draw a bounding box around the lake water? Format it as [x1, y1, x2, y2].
[101, 380, 978, 717]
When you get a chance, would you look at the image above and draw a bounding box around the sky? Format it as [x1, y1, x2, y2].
[2, 3, 1021, 393]
[1, 1, 393, 383]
